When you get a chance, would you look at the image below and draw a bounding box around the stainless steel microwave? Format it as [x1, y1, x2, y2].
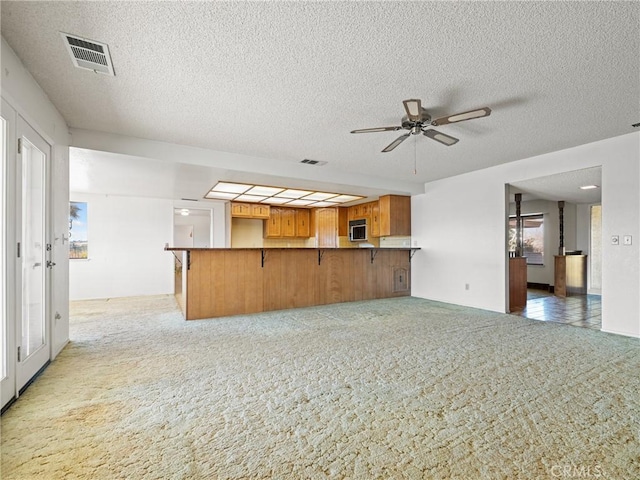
[349, 219, 367, 242]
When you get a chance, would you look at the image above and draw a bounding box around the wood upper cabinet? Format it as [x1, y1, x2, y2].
[263, 207, 311, 238]
[370, 201, 381, 237]
[231, 202, 252, 217]
[348, 202, 373, 221]
[281, 208, 297, 237]
[264, 208, 282, 237]
[296, 209, 310, 238]
[251, 204, 270, 219]
[232, 202, 270, 219]
[379, 195, 411, 236]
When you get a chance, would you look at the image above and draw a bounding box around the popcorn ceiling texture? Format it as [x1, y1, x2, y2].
[2, 295, 639, 479]
[1, 2, 638, 186]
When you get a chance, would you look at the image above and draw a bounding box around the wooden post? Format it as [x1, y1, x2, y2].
[515, 193, 522, 257]
[558, 201, 565, 255]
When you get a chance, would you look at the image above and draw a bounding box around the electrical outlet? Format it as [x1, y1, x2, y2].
[623, 235, 632, 245]
[611, 235, 619, 245]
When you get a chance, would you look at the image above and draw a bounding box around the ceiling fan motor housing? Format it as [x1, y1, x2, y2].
[401, 109, 431, 132]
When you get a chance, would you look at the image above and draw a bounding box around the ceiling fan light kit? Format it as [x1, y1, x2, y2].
[351, 99, 491, 152]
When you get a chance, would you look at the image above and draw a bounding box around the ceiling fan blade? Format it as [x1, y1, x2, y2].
[382, 133, 410, 152]
[424, 129, 459, 146]
[402, 99, 422, 121]
[350, 126, 403, 134]
[431, 107, 492, 126]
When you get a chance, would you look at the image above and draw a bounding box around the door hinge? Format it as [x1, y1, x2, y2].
[17, 242, 21, 258]
[17, 138, 22, 154]
[17, 346, 21, 362]
[46, 243, 52, 251]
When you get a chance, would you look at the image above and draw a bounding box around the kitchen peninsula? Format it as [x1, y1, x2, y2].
[168, 247, 415, 320]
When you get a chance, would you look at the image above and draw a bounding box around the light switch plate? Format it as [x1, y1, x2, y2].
[611, 235, 619, 245]
[623, 235, 632, 245]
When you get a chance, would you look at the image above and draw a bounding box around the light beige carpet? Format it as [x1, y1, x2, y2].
[1, 295, 639, 479]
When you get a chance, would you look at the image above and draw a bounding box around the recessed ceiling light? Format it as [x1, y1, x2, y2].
[580, 185, 599, 190]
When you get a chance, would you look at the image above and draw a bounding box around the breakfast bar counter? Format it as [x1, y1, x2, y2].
[167, 247, 416, 320]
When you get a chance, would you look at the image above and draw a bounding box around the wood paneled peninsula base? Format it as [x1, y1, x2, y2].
[167, 247, 416, 320]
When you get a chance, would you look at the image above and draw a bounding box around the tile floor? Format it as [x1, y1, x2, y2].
[512, 288, 602, 330]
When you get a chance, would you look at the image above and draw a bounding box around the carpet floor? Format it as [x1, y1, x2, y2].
[1, 295, 639, 479]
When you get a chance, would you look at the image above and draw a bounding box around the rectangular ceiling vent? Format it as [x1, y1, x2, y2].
[60, 32, 115, 76]
[301, 159, 327, 166]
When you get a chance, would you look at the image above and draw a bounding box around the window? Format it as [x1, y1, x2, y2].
[69, 201, 88, 259]
[509, 214, 544, 265]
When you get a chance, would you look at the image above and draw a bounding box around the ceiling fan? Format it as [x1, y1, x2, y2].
[350, 99, 491, 152]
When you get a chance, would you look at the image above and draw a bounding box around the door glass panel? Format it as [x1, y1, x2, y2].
[21, 137, 46, 359]
[0, 116, 6, 380]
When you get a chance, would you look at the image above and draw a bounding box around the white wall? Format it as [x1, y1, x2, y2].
[411, 133, 640, 338]
[69, 193, 174, 300]
[2, 37, 70, 357]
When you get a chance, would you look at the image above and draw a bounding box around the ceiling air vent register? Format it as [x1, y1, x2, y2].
[301, 159, 328, 166]
[60, 32, 115, 76]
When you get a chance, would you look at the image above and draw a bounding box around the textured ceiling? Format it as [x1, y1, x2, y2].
[2, 1, 639, 198]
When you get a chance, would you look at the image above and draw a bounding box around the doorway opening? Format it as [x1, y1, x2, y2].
[506, 167, 602, 330]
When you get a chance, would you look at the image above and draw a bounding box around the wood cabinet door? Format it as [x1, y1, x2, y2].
[348, 205, 359, 221]
[281, 208, 297, 237]
[296, 209, 310, 237]
[264, 208, 282, 237]
[251, 204, 270, 219]
[315, 208, 338, 248]
[370, 201, 380, 237]
[231, 202, 251, 217]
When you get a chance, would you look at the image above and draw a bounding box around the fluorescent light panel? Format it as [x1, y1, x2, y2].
[580, 185, 599, 190]
[246, 185, 284, 196]
[214, 182, 252, 194]
[235, 194, 268, 202]
[303, 192, 338, 201]
[286, 199, 315, 206]
[275, 189, 314, 199]
[205, 191, 239, 200]
[206, 181, 364, 206]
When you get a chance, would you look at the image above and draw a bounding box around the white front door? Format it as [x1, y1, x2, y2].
[15, 116, 51, 395]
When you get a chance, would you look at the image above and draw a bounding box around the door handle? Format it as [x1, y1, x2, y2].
[33, 262, 42, 269]
[47, 261, 56, 268]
